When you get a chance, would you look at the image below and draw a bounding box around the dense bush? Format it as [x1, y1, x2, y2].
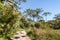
[47, 20, 60, 29]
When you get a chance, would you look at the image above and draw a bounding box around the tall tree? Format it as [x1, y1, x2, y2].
[43, 12, 51, 21]
[54, 14, 60, 20]
[24, 8, 43, 21]
[24, 9, 32, 19]
[35, 8, 43, 21]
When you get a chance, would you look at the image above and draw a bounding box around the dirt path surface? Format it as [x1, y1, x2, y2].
[11, 29, 31, 40]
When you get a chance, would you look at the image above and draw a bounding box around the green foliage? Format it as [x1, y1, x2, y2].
[47, 13, 60, 29]
[0, 3, 21, 40]
[34, 22, 40, 28]
[47, 20, 60, 29]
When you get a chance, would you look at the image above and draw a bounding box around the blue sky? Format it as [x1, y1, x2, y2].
[20, 0, 60, 20]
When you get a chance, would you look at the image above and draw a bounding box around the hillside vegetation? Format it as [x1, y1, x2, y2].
[0, 0, 60, 40]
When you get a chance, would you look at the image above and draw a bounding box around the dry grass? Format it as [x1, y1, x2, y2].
[32, 27, 60, 40]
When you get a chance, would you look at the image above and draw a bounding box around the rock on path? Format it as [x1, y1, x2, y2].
[11, 29, 31, 40]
